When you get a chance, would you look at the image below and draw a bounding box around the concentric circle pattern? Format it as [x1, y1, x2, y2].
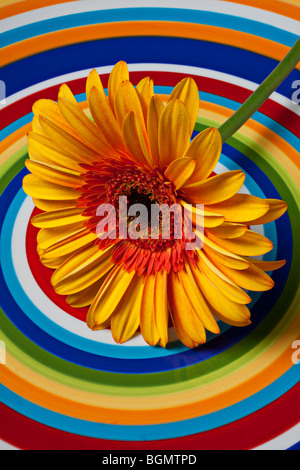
[0, 0, 299, 450]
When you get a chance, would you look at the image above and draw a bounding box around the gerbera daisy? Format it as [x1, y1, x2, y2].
[23, 61, 287, 348]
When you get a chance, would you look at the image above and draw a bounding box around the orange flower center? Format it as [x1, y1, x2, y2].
[78, 165, 194, 275]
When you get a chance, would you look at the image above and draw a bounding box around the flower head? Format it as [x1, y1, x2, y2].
[23, 61, 287, 348]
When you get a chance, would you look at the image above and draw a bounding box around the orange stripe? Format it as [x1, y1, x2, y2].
[0, 124, 31, 154]
[1, 22, 300, 69]
[0, 0, 299, 21]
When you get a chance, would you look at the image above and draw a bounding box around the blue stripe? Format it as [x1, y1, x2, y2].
[1, 8, 297, 48]
[1, 37, 299, 98]
[288, 441, 300, 450]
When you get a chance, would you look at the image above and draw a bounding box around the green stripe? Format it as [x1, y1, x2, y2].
[0, 148, 28, 196]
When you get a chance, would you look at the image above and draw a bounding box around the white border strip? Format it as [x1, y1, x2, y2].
[4, 63, 300, 117]
[1, 0, 299, 35]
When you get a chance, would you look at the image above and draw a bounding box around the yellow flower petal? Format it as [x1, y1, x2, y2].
[169, 314, 199, 349]
[179, 265, 220, 334]
[33, 99, 66, 126]
[58, 83, 78, 105]
[212, 261, 275, 292]
[158, 99, 191, 168]
[111, 274, 144, 344]
[168, 77, 199, 133]
[206, 194, 270, 222]
[207, 222, 247, 239]
[58, 97, 119, 157]
[212, 310, 251, 328]
[108, 60, 129, 112]
[196, 250, 252, 304]
[87, 78, 126, 152]
[154, 270, 169, 348]
[28, 132, 85, 171]
[189, 261, 251, 326]
[136, 77, 154, 125]
[39, 253, 72, 269]
[184, 127, 222, 183]
[66, 278, 107, 308]
[42, 227, 98, 259]
[32, 198, 76, 211]
[147, 95, 164, 168]
[25, 159, 81, 188]
[181, 170, 245, 204]
[114, 80, 148, 143]
[195, 227, 251, 263]
[140, 275, 160, 346]
[208, 229, 274, 256]
[87, 317, 111, 332]
[52, 244, 113, 295]
[37, 223, 85, 251]
[52, 243, 105, 283]
[203, 245, 250, 270]
[34, 95, 88, 142]
[54, 259, 112, 295]
[168, 270, 206, 345]
[122, 111, 152, 167]
[245, 199, 288, 225]
[164, 157, 196, 190]
[23, 174, 78, 200]
[243, 258, 286, 272]
[39, 116, 100, 161]
[179, 200, 225, 228]
[87, 265, 136, 329]
[31, 208, 87, 228]
[86, 69, 105, 102]
[32, 115, 46, 135]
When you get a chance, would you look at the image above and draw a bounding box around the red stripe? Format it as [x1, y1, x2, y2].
[0, 383, 298, 450]
[0, 72, 299, 138]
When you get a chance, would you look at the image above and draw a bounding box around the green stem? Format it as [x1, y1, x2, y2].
[219, 38, 300, 143]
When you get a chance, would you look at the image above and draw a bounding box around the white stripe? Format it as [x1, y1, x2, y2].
[0, 440, 19, 450]
[1, 0, 299, 35]
[254, 423, 300, 450]
[3, 63, 300, 117]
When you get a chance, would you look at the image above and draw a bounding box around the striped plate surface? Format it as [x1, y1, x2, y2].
[0, 0, 299, 450]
